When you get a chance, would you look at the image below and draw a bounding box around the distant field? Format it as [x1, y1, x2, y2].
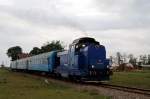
[0, 69, 109, 99]
[107, 70, 150, 89]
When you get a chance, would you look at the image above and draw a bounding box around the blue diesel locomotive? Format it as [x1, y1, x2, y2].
[10, 37, 111, 81]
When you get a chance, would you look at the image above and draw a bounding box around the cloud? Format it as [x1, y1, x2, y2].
[0, 0, 150, 66]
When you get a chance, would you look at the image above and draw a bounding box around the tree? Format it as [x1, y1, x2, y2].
[122, 53, 127, 63]
[7, 46, 22, 61]
[128, 54, 134, 62]
[128, 54, 134, 59]
[40, 40, 64, 53]
[128, 54, 136, 65]
[109, 56, 113, 65]
[29, 47, 41, 56]
[143, 55, 147, 65]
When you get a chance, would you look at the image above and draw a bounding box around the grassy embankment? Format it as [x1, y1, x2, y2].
[0, 68, 109, 99]
[107, 70, 150, 89]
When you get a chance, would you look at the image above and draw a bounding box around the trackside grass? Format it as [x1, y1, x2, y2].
[107, 70, 150, 89]
[0, 69, 109, 99]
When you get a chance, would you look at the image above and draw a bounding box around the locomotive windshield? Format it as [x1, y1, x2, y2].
[74, 37, 100, 54]
[73, 37, 99, 45]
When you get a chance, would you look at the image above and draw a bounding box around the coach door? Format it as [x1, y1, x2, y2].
[68, 45, 75, 68]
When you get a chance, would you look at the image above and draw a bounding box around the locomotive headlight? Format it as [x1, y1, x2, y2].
[92, 65, 95, 68]
[107, 65, 110, 69]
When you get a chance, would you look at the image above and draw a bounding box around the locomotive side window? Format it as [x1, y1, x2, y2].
[75, 45, 79, 49]
[75, 43, 87, 54]
[75, 44, 80, 54]
[71, 45, 74, 51]
[82, 44, 86, 47]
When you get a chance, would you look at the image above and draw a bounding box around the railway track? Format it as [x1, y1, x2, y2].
[94, 83, 150, 96]
[42, 75, 150, 96]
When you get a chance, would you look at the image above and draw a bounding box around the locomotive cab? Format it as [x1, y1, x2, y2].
[67, 37, 111, 81]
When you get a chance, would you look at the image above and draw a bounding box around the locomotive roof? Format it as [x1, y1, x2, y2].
[72, 37, 99, 44]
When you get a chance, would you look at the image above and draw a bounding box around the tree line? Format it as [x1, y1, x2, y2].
[7, 40, 64, 61]
[111, 52, 150, 66]
[6, 41, 150, 66]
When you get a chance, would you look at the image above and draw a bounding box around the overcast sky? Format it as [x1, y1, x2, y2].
[0, 0, 150, 66]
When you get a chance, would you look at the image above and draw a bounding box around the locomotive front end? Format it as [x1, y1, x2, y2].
[74, 37, 111, 81]
[85, 44, 111, 81]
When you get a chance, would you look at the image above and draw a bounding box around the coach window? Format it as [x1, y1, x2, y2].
[44, 58, 46, 64]
[34, 59, 36, 64]
[44, 58, 47, 64]
[40, 58, 42, 64]
[43, 58, 46, 64]
[42, 58, 44, 64]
